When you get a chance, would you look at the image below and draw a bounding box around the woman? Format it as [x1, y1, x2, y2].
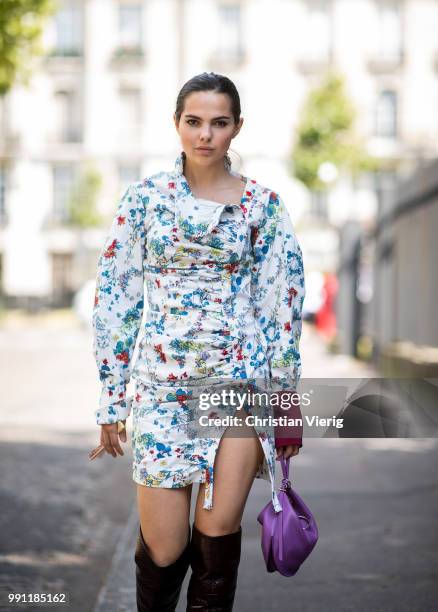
[92, 72, 305, 611]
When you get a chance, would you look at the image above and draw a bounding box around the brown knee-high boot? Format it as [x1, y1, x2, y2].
[186, 524, 242, 611]
[135, 524, 191, 612]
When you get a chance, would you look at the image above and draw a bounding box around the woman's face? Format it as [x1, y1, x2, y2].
[174, 90, 243, 168]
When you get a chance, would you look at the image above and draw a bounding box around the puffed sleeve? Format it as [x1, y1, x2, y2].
[250, 190, 305, 447]
[92, 183, 146, 425]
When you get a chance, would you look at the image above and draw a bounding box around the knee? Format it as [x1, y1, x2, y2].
[194, 520, 241, 537]
[137, 531, 189, 567]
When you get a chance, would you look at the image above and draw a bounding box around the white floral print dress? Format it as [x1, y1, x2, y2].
[92, 152, 305, 513]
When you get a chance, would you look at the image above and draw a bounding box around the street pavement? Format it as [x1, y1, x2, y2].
[0, 312, 437, 611]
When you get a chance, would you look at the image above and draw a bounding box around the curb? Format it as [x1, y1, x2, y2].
[93, 505, 139, 612]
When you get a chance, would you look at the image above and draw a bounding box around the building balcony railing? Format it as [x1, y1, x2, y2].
[46, 129, 83, 146]
[296, 53, 333, 75]
[47, 47, 83, 58]
[43, 52, 84, 74]
[110, 46, 146, 69]
[366, 50, 404, 74]
[208, 48, 246, 71]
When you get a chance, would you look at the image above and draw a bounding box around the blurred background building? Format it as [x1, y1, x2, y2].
[0, 0, 437, 374]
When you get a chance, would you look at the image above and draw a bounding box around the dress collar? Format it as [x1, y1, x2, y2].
[172, 152, 251, 239]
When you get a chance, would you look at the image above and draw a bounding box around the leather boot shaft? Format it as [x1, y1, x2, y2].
[186, 524, 242, 611]
[135, 525, 191, 612]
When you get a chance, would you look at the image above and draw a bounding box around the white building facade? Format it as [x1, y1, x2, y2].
[1, 0, 438, 307]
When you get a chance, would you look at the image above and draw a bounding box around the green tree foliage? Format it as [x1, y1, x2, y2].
[0, 0, 57, 96]
[291, 71, 381, 191]
[67, 167, 103, 228]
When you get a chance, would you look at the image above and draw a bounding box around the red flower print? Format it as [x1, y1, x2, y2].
[287, 287, 298, 307]
[116, 351, 129, 364]
[103, 239, 118, 258]
[235, 345, 244, 361]
[153, 344, 167, 363]
[284, 321, 291, 332]
[225, 262, 239, 274]
[94, 295, 99, 307]
[117, 215, 125, 225]
[176, 392, 190, 404]
[103, 359, 108, 365]
[155, 279, 161, 288]
[168, 181, 176, 189]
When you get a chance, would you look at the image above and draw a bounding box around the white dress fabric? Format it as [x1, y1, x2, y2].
[92, 152, 305, 513]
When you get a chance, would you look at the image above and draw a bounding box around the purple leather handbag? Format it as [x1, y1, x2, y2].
[257, 456, 318, 576]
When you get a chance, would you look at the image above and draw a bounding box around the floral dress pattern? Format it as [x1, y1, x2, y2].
[92, 152, 305, 513]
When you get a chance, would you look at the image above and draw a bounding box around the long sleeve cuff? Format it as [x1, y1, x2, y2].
[96, 383, 132, 425]
[272, 390, 303, 448]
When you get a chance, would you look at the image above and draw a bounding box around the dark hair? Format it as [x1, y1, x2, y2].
[175, 72, 241, 125]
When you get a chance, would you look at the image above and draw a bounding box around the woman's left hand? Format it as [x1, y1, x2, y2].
[276, 444, 300, 460]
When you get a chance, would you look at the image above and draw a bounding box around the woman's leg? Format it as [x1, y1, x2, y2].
[194, 421, 264, 534]
[135, 484, 193, 612]
[136, 483, 193, 565]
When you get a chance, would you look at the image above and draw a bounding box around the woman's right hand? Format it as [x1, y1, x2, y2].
[100, 420, 127, 457]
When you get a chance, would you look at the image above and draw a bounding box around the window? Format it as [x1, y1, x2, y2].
[118, 3, 143, 53]
[217, 3, 243, 64]
[376, 1, 402, 62]
[53, 165, 75, 222]
[118, 163, 141, 195]
[375, 90, 397, 139]
[0, 166, 6, 224]
[54, 89, 82, 142]
[51, 252, 74, 304]
[302, 0, 331, 62]
[53, 0, 83, 56]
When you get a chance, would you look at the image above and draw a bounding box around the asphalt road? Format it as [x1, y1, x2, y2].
[0, 312, 437, 612]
